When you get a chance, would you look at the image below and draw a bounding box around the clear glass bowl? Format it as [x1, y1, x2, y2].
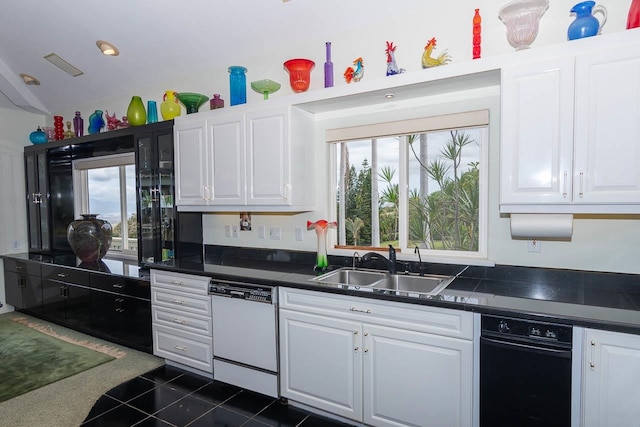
[499, 0, 549, 50]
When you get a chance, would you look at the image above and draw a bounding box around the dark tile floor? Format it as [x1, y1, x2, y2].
[81, 365, 357, 427]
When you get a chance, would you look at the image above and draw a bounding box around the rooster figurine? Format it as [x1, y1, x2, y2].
[385, 41, 405, 76]
[344, 57, 364, 83]
[421, 38, 451, 68]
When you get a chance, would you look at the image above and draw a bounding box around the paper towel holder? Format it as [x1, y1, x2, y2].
[510, 213, 574, 240]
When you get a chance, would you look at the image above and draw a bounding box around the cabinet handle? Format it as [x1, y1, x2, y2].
[283, 184, 291, 202]
[115, 298, 124, 303]
[170, 280, 185, 286]
[173, 318, 187, 325]
[349, 307, 371, 314]
[562, 171, 568, 198]
[354, 347, 359, 352]
[174, 345, 188, 352]
[19, 277, 26, 288]
[15, 265, 24, 271]
[353, 330, 358, 335]
[57, 273, 67, 278]
[115, 308, 125, 313]
[579, 171, 584, 198]
[364, 348, 369, 354]
[364, 332, 369, 336]
[589, 340, 596, 370]
[112, 284, 124, 288]
[171, 299, 185, 305]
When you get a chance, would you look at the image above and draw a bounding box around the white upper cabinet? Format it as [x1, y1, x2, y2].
[500, 39, 640, 213]
[174, 104, 315, 212]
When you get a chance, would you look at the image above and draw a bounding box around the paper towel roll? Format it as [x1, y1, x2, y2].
[510, 214, 573, 239]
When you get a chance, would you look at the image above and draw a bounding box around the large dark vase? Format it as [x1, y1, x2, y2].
[67, 214, 112, 263]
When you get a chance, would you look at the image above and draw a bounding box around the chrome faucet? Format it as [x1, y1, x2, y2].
[352, 251, 360, 269]
[360, 245, 396, 275]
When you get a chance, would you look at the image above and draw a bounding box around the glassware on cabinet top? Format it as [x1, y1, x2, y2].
[251, 79, 281, 100]
[567, 1, 607, 40]
[161, 90, 181, 120]
[176, 92, 209, 114]
[284, 59, 315, 92]
[229, 66, 248, 106]
[498, 0, 549, 50]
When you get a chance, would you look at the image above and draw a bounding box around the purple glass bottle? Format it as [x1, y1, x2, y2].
[324, 42, 334, 88]
[210, 94, 224, 110]
[73, 111, 84, 137]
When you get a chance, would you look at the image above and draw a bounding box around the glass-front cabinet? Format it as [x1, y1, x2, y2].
[136, 121, 176, 264]
[25, 147, 50, 252]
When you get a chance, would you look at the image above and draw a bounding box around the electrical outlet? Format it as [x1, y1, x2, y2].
[528, 239, 542, 253]
[224, 225, 231, 238]
[258, 225, 266, 239]
[295, 226, 303, 241]
[270, 226, 281, 240]
[231, 225, 239, 238]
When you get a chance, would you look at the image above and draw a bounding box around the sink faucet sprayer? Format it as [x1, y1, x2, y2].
[359, 245, 396, 275]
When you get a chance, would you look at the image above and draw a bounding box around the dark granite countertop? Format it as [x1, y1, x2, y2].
[4, 249, 639, 334]
[1, 253, 148, 280]
[153, 253, 640, 335]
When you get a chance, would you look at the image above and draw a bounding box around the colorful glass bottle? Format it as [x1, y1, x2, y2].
[147, 100, 158, 124]
[473, 9, 482, 59]
[161, 90, 181, 120]
[53, 115, 64, 140]
[210, 94, 224, 110]
[73, 111, 84, 137]
[228, 66, 248, 106]
[324, 42, 334, 88]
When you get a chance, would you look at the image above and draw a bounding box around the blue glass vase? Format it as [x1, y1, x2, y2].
[88, 110, 105, 134]
[228, 66, 247, 106]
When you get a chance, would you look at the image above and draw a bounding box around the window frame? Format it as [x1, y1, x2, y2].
[72, 152, 137, 259]
[326, 106, 493, 265]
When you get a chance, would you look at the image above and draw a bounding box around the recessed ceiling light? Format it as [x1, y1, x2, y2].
[44, 53, 84, 77]
[96, 40, 119, 56]
[20, 74, 40, 85]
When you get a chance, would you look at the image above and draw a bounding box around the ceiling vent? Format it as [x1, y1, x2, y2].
[44, 53, 84, 77]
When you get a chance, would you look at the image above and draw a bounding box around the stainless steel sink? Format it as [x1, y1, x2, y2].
[310, 268, 453, 296]
[310, 268, 388, 286]
[373, 274, 454, 296]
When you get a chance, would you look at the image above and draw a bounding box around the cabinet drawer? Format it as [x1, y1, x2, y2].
[280, 287, 473, 340]
[151, 288, 211, 316]
[90, 273, 150, 299]
[151, 269, 209, 295]
[41, 265, 90, 286]
[153, 324, 213, 373]
[4, 258, 40, 276]
[152, 306, 212, 337]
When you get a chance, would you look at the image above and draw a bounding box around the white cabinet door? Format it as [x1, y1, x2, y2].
[174, 119, 209, 206]
[207, 113, 246, 205]
[246, 107, 290, 206]
[363, 324, 473, 427]
[583, 329, 640, 427]
[279, 309, 363, 421]
[574, 47, 640, 205]
[500, 56, 575, 208]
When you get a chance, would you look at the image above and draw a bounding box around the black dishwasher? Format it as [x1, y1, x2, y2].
[480, 315, 572, 427]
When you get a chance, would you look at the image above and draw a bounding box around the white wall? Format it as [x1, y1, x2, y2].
[56, 1, 640, 274]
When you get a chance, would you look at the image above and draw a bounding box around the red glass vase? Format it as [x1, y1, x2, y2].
[628, 0, 640, 29]
[283, 59, 315, 93]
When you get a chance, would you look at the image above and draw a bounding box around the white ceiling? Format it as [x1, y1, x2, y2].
[0, 0, 421, 115]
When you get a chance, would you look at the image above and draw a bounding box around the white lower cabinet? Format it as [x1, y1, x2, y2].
[150, 270, 213, 374]
[582, 328, 640, 427]
[279, 287, 473, 427]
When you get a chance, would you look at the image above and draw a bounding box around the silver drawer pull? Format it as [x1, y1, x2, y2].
[174, 345, 187, 352]
[112, 284, 124, 288]
[57, 273, 67, 278]
[173, 318, 187, 325]
[350, 307, 371, 314]
[171, 300, 185, 305]
[170, 280, 185, 285]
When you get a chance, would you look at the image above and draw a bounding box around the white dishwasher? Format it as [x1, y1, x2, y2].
[209, 279, 278, 397]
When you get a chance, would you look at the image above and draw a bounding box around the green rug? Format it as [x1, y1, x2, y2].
[0, 316, 122, 403]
